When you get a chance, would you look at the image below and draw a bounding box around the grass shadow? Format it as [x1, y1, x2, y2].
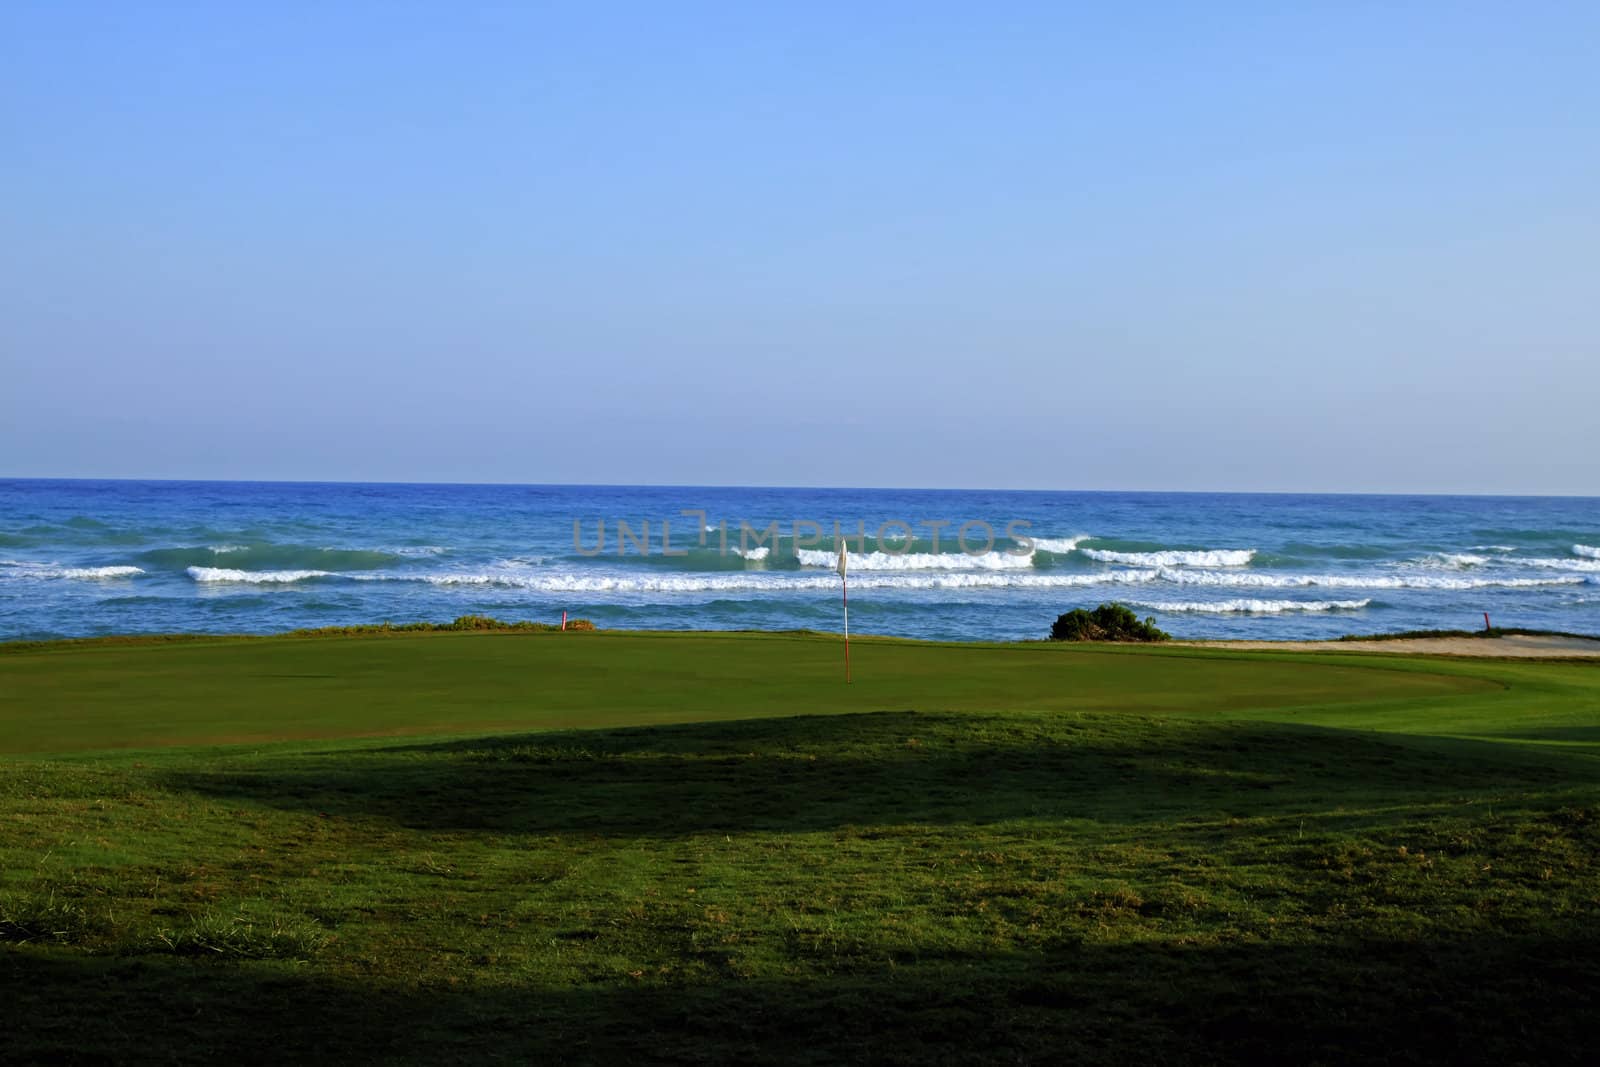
[162, 710, 1584, 837]
[5, 930, 1599, 1064]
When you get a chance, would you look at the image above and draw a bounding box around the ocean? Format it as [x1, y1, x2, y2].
[2, 479, 1598, 643]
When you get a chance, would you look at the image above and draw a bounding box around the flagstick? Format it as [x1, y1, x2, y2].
[842, 569, 851, 684]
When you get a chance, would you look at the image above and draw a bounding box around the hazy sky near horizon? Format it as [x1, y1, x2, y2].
[3, 3, 1597, 494]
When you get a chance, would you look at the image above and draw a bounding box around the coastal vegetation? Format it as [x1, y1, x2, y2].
[1049, 602, 1171, 642]
[2, 630, 1597, 1062]
[287, 614, 597, 636]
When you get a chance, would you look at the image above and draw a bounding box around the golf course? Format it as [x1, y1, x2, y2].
[3, 628, 1598, 1063]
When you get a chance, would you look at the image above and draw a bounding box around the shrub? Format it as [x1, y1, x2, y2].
[286, 616, 597, 637]
[1050, 603, 1170, 643]
[450, 614, 510, 630]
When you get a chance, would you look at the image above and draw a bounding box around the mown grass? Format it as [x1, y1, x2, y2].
[0, 629, 1503, 754]
[1336, 626, 1600, 642]
[2, 632, 1598, 1063]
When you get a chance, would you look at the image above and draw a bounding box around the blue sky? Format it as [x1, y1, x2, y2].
[3, 2, 1596, 493]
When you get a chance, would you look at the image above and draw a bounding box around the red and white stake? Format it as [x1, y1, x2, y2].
[843, 570, 851, 683]
[837, 543, 851, 683]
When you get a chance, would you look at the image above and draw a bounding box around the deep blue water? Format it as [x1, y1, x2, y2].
[2, 479, 1598, 642]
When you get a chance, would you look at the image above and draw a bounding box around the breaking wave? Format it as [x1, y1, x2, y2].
[1576, 544, 1600, 559]
[143, 544, 404, 571]
[1507, 557, 1600, 573]
[1157, 569, 1583, 591]
[187, 567, 334, 583]
[1416, 550, 1600, 573]
[1129, 598, 1373, 614]
[0, 563, 146, 580]
[1031, 535, 1091, 553]
[408, 570, 1156, 593]
[175, 564, 1589, 594]
[796, 548, 1035, 571]
[1423, 553, 1489, 568]
[387, 545, 448, 558]
[1081, 548, 1256, 567]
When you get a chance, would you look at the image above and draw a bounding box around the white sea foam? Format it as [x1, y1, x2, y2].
[62, 565, 145, 579]
[1081, 548, 1256, 567]
[1129, 598, 1372, 614]
[437, 567, 1578, 594]
[1416, 549, 1600, 573]
[1575, 544, 1600, 559]
[1469, 545, 1517, 552]
[401, 569, 1164, 593]
[1422, 553, 1488, 568]
[208, 544, 248, 554]
[177, 561, 1591, 594]
[797, 548, 1034, 571]
[736, 546, 770, 561]
[0, 562, 144, 580]
[387, 545, 448, 558]
[1157, 569, 1583, 591]
[187, 566, 332, 583]
[1030, 535, 1091, 553]
[1507, 557, 1600, 573]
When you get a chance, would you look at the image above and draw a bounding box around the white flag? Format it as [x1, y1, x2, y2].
[836, 542, 848, 578]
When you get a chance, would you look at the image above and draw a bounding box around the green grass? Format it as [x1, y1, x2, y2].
[2, 630, 1598, 1063]
[1335, 626, 1600, 642]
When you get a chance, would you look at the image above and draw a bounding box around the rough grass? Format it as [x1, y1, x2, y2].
[2, 632, 1598, 1063]
[0, 888, 109, 946]
[142, 910, 331, 960]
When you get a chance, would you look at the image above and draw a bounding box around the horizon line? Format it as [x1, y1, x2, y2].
[1, 474, 1596, 501]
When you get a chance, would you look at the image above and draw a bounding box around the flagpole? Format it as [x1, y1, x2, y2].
[838, 541, 851, 684]
[842, 568, 850, 684]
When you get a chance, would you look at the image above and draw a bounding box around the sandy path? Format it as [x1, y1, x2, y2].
[1176, 634, 1600, 658]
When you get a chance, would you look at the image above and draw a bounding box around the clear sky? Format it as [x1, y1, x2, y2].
[3, 2, 1596, 493]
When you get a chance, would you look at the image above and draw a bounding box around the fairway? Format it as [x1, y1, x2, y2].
[0, 630, 1508, 754]
[3, 631, 1599, 1063]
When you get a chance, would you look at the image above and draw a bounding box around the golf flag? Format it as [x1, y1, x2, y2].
[838, 542, 850, 683]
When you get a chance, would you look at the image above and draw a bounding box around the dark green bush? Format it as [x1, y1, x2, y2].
[1050, 603, 1170, 643]
[286, 616, 596, 637]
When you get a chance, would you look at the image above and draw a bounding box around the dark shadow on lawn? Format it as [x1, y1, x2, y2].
[5, 931, 1598, 1065]
[162, 711, 1583, 837]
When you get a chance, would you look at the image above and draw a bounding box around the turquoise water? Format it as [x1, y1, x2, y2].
[2, 479, 1598, 642]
